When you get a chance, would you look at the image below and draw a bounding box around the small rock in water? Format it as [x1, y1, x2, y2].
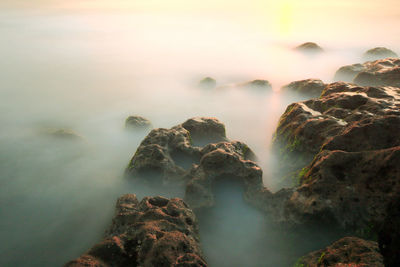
[240, 79, 272, 90]
[198, 77, 216, 89]
[46, 128, 83, 141]
[363, 47, 398, 61]
[295, 42, 323, 54]
[125, 116, 152, 130]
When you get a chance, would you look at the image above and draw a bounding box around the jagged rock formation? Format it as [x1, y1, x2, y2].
[281, 79, 325, 98]
[125, 116, 152, 130]
[295, 42, 323, 54]
[64, 195, 207, 267]
[125, 117, 263, 210]
[363, 47, 398, 61]
[296, 237, 384, 267]
[334, 57, 400, 87]
[267, 82, 400, 231]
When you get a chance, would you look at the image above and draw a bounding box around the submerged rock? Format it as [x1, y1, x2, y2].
[125, 116, 152, 130]
[64, 195, 207, 267]
[45, 128, 83, 141]
[295, 42, 323, 54]
[281, 79, 325, 98]
[363, 47, 398, 61]
[240, 79, 272, 90]
[198, 77, 216, 89]
[296, 237, 384, 267]
[334, 57, 400, 87]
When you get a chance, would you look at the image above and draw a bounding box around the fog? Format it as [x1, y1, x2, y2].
[0, 1, 399, 266]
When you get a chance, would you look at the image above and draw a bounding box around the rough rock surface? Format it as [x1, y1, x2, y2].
[268, 82, 400, 230]
[334, 57, 400, 87]
[295, 42, 323, 53]
[125, 117, 228, 184]
[198, 77, 217, 89]
[281, 79, 325, 98]
[296, 237, 384, 267]
[125, 117, 263, 210]
[65, 195, 207, 267]
[379, 195, 400, 267]
[363, 47, 398, 61]
[125, 116, 152, 130]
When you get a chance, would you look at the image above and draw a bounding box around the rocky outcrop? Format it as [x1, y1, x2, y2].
[281, 79, 325, 98]
[268, 82, 400, 231]
[125, 116, 152, 130]
[65, 195, 207, 267]
[334, 57, 400, 87]
[125, 117, 228, 184]
[363, 47, 398, 61]
[296, 237, 384, 267]
[379, 196, 400, 267]
[198, 77, 216, 89]
[295, 42, 323, 54]
[125, 117, 263, 210]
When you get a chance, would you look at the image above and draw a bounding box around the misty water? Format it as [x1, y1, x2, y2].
[1, 2, 400, 266]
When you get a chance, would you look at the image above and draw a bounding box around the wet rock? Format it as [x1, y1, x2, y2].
[295, 42, 323, 54]
[363, 47, 398, 61]
[296, 237, 383, 267]
[198, 77, 216, 89]
[125, 116, 152, 130]
[379, 196, 400, 267]
[240, 79, 272, 90]
[334, 63, 367, 82]
[184, 141, 262, 209]
[64, 195, 207, 267]
[334, 57, 400, 87]
[125, 117, 229, 184]
[281, 79, 325, 98]
[268, 82, 400, 231]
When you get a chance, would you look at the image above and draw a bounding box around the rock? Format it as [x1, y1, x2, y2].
[125, 117, 263, 210]
[281, 79, 325, 98]
[334, 57, 400, 87]
[240, 79, 272, 90]
[125, 116, 152, 130]
[64, 195, 207, 267]
[267, 82, 400, 231]
[295, 42, 323, 54]
[184, 141, 262, 209]
[125, 117, 229, 184]
[379, 196, 400, 267]
[363, 47, 398, 61]
[334, 63, 367, 82]
[296, 237, 384, 267]
[45, 128, 83, 141]
[198, 77, 216, 89]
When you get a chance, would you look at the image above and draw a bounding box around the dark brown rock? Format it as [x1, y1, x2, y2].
[281, 79, 325, 98]
[363, 47, 398, 61]
[334, 57, 400, 87]
[296, 237, 384, 267]
[125, 116, 152, 130]
[379, 196, 400, 267]
[64, 195, 207, 267]
[295, 42, 323, 54]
